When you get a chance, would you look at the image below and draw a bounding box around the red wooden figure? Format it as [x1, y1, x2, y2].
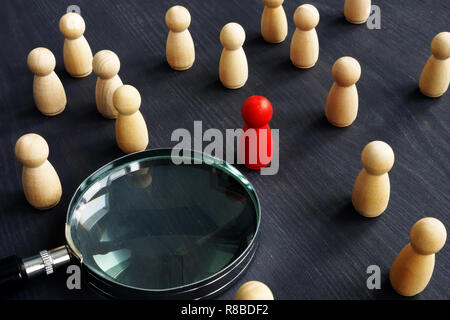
[239, 95, 273, 170]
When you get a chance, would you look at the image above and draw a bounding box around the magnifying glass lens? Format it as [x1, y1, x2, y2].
[68, 154, 258, 294]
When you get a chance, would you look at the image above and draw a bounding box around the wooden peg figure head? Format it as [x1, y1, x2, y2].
[410, 218, 447, 255]
[113, 85, 142, 115]
[165, 5, 191, 33]
[59, 12, 86, 40]
[27, 47, 56, 76]
[93, 50, 121, 79]
[235, 281, 274, 300]
[220, 23, 246, 50]
[241, 95, 273, 127]
[361, 141, 394, 175]
[332, 56, 361, 87]
[430, 32, 450, 60]
[263, 0, 284, 8]
[15, 133, 49, 168]
[293, 4, 319, 31]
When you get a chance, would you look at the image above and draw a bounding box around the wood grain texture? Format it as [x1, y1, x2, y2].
[0, 0, 449, 300]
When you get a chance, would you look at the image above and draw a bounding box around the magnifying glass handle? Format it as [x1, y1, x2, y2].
[0, 246, 71, 289]
[0, 255, 27, 288]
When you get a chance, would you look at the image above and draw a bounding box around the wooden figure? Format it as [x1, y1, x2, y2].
[15, 134, 62, 210]
[59, 12, 93, 78]
[325, 56, 361, 127]
[113, 85, 149, 154]
[239, 95, 273, 170]
[352, 141, 394, 218]
[27, 48, 66, 116]
[219, 22, 248, 89]
[261, 0, 288, 44]
[235, 281, 274, 300]
[344, 0, 371, 24]
[390, 217, 447, 296]
[165, 5, 195, 71]
[290, 4, 320, 69]
[419, 32, 450, 98]
[93, 50, 123, 119]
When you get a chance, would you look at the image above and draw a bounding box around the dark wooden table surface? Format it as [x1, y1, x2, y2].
[0, 0, 449, 300]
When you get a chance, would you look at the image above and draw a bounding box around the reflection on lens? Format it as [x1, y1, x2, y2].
[69, 156, 258, 291]
[93, 249, 131, 279]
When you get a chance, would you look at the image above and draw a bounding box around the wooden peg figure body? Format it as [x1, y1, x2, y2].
[15, 134, 62, 210]
[239, 96, 273, 170]
[290, 4, 320, 69]
[219, 23, 248, 89]
[261, 0, 288, 43]
[325, 57, 361, 127]
[352, 141, 394, 217]
[235, 281, 274, 300]
[113, 85, 149, 154]
[165, 5, 195, 71]
[419, 32, 450, 98]
[390, 218, 447, 296]
[27, 48, 66, 116]
[93, 50, 123, 119]
[344, 0, 371, 24]
[59, 12, 93, 78]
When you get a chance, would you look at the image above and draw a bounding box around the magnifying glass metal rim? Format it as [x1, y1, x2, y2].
[4, 148, 261, 299]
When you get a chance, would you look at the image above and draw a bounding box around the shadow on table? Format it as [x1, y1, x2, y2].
[373, 277, 418, 300]
[404, 85, 442, 109]
[285, 114, 351, 163]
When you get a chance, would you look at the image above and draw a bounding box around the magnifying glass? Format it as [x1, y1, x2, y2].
[0, 149, 260, 299]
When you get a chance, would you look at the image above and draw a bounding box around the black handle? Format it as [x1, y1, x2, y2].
[0, 255, 27, 289]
